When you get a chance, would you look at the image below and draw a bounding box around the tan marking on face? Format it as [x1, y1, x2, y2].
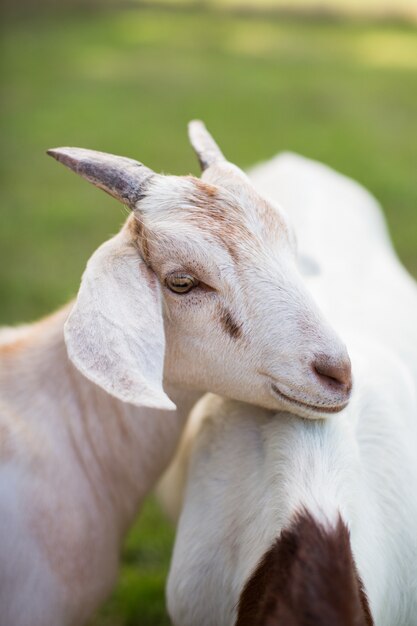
[129, 214, 150, 264]
[183, 178, 256, 263]
[192, 178, 218, 198]
[132, 175, 289, 275]
[187, 178, 289, 264]
[219, 306, 243, 340]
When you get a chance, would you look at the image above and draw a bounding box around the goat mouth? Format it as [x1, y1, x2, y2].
[271, 384, 349, 415]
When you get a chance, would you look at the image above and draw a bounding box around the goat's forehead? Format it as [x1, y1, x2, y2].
[139, 175, 290, 247]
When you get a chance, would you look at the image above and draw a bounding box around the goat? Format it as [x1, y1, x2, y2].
[165, 356, 417, 626]
[162, 154, 417, 626]
[0, 123, 351, 626]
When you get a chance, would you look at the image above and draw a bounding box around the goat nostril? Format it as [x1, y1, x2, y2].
[313, 356, 352, 394]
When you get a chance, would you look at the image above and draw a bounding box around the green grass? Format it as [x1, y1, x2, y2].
[1, 7, 417, 624]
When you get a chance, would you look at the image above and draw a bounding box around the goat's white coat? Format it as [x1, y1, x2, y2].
[167, 356, 417, 626]
[164, 154, 417, 626]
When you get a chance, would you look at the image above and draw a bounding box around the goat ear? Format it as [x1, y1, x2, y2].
[64, 229, 176, 410]
[47, 147, 155, 208]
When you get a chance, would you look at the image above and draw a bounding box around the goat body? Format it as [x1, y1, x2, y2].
[164, 154, 417, 626]
[0, 306, 200, 625]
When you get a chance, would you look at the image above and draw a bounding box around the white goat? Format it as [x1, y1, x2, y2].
[163, 154, 417, 626]
[0, 124, 351, 626]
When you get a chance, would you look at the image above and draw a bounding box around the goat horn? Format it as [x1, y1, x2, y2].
[188, 120, 226, 171]
[47, 147, 155, 208]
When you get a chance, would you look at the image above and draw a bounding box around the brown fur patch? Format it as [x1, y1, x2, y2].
[185, 177, 290, 267]
[219, 307, 243, 339]
[236, 510, 374, 626]
[184, 178, 254, 264]
[129, 215, 150, 264]
[131, 175, 287, 269]
[192, 178, 218, 198]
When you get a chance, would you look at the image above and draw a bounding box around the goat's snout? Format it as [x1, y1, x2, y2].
[312, 353, 352, 396]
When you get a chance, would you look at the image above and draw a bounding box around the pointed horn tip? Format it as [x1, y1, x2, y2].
[46, 148, 60, 159]
[46, 147, 95, 170]
[188, 119, 205, 129]
[188, 119, 208, 137]
[46, 147, 78, 163]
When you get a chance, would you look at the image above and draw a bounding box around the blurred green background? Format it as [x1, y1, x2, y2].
[1, 2, 416, 624]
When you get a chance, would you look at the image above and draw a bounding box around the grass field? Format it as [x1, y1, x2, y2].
[1, 6, 417, 625]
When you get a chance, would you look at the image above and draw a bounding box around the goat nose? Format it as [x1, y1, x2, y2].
[313, 354, 352, 394]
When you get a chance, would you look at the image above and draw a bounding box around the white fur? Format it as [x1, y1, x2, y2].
[64, 229, 173, 409]
[163, 154, 417, 626]
[0, 308, 200, 626]
[250, 152, 417, 381]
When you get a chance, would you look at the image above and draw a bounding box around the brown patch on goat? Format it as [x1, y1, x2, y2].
[129, 215, 151, 265]
[219, 307, 242, 339]
[192, 178, 218, 198]
[185, 177, 289, 265]
[129, 175, 288, 270]
[236, 510, 374, 626]
[183, 178, 255, 264]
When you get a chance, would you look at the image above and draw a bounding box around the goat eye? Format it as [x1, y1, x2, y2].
[165, 273, 199, 294]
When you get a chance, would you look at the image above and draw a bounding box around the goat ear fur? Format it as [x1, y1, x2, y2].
[64, 230, 176, 410]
